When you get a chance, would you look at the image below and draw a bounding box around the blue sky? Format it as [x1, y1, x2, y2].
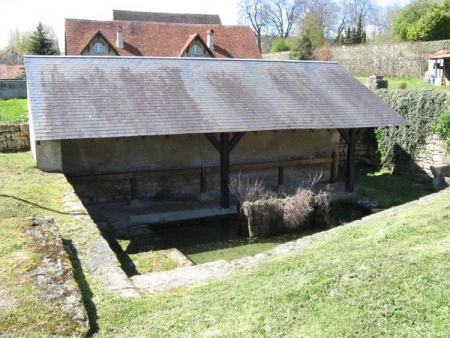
[0, 0, 411, 51]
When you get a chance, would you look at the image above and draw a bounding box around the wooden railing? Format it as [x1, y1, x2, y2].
[67, 152, 337, 200]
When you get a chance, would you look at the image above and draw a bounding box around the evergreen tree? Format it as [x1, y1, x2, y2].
[29, 22, 59, 55]
[289, 35, 314, 60]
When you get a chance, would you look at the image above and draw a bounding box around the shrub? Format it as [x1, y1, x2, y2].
[398, 81, 408, 89]
[270, 38, 291, 53]
[375, 88, 450, 166]
[230, 173, 330, 237]
[432, 109, 450, 153]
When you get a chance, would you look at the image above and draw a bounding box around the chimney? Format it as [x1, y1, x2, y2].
[116, 26, 124, 48]
[207, 29, 214, 50]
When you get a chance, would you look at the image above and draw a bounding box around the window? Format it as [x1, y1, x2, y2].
[94, 42, 104, 53]
[191, 45, 200, 55]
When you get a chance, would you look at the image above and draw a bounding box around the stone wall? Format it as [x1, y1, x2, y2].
[262, 39, 450, 77]
[0, 123, 30, 152]
[62, 130, 340, 203]
[412, 134, 450, 176]
[339, 129, 380, 167]
[0, 80, 27, 99]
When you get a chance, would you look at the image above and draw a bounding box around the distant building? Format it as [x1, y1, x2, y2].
[112, 9, 222, 25]
[65, 19, 261, 59]
[427, 49, 450, 86]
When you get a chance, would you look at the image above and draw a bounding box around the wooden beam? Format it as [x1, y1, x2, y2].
[338, 128, 362, 192]
[204, 133, 221, 152]
[229, 132, 246, 152]
[220, 132, 230, 208]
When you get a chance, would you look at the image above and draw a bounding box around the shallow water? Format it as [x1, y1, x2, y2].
[153, 202, 370, 265]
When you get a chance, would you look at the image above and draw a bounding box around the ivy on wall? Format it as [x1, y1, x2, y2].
[375, 89, 450, 166]
[432, 109, 450, 153]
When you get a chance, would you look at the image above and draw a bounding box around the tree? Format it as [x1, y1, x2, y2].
[407, 0, 450, 41]
[299, 12, 326, 48]
[266, 0, 306, 38]
[339, 0, 378, 29]
[392, 0, 438, 41]
[370, 4, 400, 42]
[304, 0, 341, 40]
[290, 34, 314, 60]
[29, 22, 60, 55]
[3, 28, 31, 55]
[342, 13, 366, 44]
[238, 0, 269, 51]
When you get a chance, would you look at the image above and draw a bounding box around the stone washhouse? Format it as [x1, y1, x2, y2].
[25, 56, 408, 210]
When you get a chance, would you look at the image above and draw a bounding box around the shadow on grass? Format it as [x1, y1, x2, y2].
[63, 239, 99, 337]
[0, 194, 88, 216]
[344, 163, 435, 208]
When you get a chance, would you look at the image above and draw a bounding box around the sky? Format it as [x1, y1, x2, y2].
[0, 0, 411, 51]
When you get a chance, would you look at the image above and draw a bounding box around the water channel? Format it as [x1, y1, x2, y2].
[150, 201, 371, 265]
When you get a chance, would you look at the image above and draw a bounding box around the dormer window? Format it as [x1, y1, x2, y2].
[94, 42, 104, 53]
[191, 45, 200, 55]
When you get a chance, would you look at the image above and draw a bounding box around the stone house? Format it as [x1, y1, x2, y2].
[64, 18, 261, 59]
[25, 56, 408, 207]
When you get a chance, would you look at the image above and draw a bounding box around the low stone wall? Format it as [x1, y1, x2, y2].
[0, 80, 27, 99]
[412, 134, 449, 176]
[0, 123, 30, 152]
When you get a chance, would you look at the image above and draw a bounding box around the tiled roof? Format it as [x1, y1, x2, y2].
[25, 56, 408, 141]
[429, 49, 450, 59]
[65, 19, 261, 59]
[0, 64, 25, 80]
[113, 10, 222, 25]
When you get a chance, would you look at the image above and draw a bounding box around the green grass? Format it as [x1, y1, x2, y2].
[1, 152, 449, 337]
[0, 98, 28, 123]
[352, 164, 435, 208]
[357, 76, 450, 90]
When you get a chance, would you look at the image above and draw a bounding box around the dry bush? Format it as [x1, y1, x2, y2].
[234, 172, 331, 237]
[229, 173, 274, 203]
[314, 43, 333, 61]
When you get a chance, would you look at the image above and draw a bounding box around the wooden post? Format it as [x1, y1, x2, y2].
[278, 166, 284, 186]
[200, 167, 206, 193]
[220, 132, 230, 208]
[130, 177, 138, 200]
[204, 132, 246, 209]
[338, 128, 361, 193]
[330, 151, 337, 183]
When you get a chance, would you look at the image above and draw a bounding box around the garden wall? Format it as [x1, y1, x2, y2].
[263, 39, 450, 77]
[0, 80, 27, 99]
[0, 123, 30, 152]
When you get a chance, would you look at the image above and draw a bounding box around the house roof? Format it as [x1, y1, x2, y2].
[178, 33, 215, 57]
[24, 56, 408, 141]
[429, 49, 450, 59]
[65, 19, 261, 59]
[112, 9, 222, 25]
[0, 64, 25, 80]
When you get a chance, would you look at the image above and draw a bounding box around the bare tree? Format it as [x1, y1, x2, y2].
[339, 0, 378, 28]
[238, 0, 269, 51]
[305, 0, 341, 39]
[266, 0, 306, 38]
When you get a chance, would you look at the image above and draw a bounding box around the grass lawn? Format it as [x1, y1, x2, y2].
[0, 98, 28, 123]
[1, 152, 450, 337]
[356, 76, 450, 91]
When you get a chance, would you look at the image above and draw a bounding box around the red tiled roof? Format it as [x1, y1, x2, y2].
[0, 64, 25, 80]
[429, 49, 450, 58]
[65, 19, 262, 59]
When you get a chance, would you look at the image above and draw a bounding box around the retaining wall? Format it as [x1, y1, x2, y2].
[0, 123, 30, 152]
[0, 80, 27, 99]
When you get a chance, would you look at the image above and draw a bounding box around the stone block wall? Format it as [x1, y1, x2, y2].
[0, 80, 27, 99]
[414, 134, 449, 176]
[339, 129, 380, 167]
[0, 123, 30, 152]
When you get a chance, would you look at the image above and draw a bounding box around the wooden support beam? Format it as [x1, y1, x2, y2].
[330, 151, 337, 184]
[229, 132, 246, 152]
[220, 132, 230, 208]
[204, 133, 221, 152]
[338, 128, 362, 192]
[130, 178, 138, 200]
[278, 166, 284, 186]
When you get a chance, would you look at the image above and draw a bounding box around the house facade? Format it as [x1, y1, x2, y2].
[427, 49, 450, 86]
